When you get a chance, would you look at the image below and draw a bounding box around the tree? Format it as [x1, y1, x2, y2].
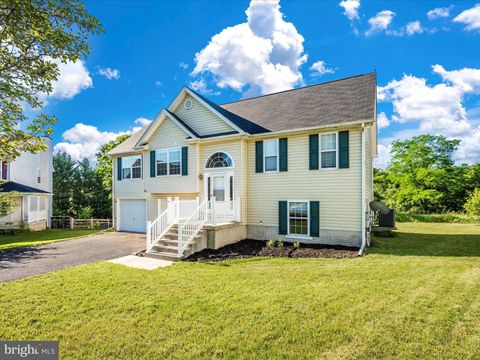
[95, 134, 131, 190]
[52, 152, 76, 216]
[0, 0, 103, 160]
[465, 188, 480, 218]
[381, 135, 462, 213]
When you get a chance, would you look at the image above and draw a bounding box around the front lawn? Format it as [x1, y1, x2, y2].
[0, 222, 479, 359]
[0, 229, 100, 251]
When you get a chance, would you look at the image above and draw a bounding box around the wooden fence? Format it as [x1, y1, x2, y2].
[50, 217, 112, 230]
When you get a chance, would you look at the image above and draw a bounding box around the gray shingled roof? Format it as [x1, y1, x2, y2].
[108, 73, 376, 155]
[220, 72, 376, 132]
[108, 126, 148, 155]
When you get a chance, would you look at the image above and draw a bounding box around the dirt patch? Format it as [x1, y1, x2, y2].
[185, 239, 359, 262]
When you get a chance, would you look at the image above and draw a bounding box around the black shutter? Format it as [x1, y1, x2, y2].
[279, 138, 288, 172]
[310, 201, 319, 237]
[339, 131, 349, 169]
[279, 201, 288, 235]
[255, 141, 263, 173]
[150, 151, 156, 177]
[309, 134, 319, 170]
[181, 146, 188, 176]
[117, 158, 122, 181]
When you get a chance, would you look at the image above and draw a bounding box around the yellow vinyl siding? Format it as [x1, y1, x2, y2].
[113, 153, 146, 199]
[174, 94, 234, 137]
[246, 129, 362, 232]
[144, 117, 198, 194]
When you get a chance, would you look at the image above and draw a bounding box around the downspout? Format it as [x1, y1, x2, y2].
[358, 124, 366, 256]
[112, 157, 116, 229]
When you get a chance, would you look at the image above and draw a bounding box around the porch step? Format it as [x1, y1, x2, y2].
[144, 251, 183, 262]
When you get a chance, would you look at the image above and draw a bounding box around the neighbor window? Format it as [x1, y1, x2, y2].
[122, 155, 142, 179]
[264, 139, 278, 172]
[156, 147, 181, 176]
[321, 133, 337, 168]
[288, 201, 309, 236]
[1, 161, 8, 181]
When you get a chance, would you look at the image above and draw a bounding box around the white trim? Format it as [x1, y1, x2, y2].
[287, 200, 310, 237]
[134, 109, 198, 148]
[359, 126, 366, 255]
[263, 138, 279, 173]
[154, 147, 182, 177]
[204, 171, 234, 203]
[319, 132, 338, 170]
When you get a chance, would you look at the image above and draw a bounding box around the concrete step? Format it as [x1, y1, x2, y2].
[145, 251, 182, 262]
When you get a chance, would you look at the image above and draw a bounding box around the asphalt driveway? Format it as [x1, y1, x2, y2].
[0, 232, 145, 282]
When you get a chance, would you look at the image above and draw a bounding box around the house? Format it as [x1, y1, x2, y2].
[0, 139, 53, 230]
[108, 72, 377, 260]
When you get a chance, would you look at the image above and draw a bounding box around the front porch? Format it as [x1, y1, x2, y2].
[146, 197, 243, 261]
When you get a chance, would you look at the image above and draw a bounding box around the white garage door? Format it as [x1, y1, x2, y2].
[119, 199, 146, 233]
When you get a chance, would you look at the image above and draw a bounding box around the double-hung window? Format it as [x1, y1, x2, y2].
[321, 133, 337, 169]
[122, 155, 142, 179]
[156, 148, 181, 176]
[1, 161, 8, 181]
[264, 139, 278, 172]
[288, 201, 309, 236]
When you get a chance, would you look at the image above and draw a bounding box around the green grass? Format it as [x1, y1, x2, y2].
[0, 229, 100, 251]
[1, 222, 480, 359]
[396, 211, 477, 223]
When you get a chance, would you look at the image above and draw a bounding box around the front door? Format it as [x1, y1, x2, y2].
[205, 173, 234, 222]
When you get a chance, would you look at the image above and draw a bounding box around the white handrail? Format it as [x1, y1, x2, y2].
[178, 198, 208, 257]
[146, 198, 178, 252]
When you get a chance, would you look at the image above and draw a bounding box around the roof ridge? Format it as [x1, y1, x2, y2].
[220, 72, 376, 106]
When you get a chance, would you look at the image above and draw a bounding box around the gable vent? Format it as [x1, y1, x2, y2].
[184, 98, 193, 110]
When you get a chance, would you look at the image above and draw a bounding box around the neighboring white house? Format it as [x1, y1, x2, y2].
[0, 139, 53, 230]
[109, 73, 377, 260]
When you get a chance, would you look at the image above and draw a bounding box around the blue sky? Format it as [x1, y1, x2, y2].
[45, 0, 480, 167]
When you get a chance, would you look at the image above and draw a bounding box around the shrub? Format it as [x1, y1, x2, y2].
[18, 220, 26, 232]
[277, 239, 283, 249]
[293, 242, 300, 248]
[396, 212, 475, 223]
[78, 207, 93, 219]
[266, 239, 275, 248]
[465, 188, 480, 218]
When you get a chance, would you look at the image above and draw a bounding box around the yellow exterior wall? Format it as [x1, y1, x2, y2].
[246, 129, 362, 232]
[174, 94, 234, 136]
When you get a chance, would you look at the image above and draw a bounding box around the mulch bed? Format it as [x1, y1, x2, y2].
[185, 239, 360, 262]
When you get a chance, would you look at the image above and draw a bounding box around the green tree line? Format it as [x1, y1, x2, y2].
[374, 135, 480, 217]
[53, 134, 129, 219]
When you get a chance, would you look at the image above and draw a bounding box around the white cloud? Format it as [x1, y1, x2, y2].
[453, 4, 480, 31]
[378, 65, 480, 165]
[373, 143, 392, 168]
[49, 60, 92, 100]
[179, 62, 189, 70]
[98, 67, 120, 80]
[406, 21, 424, 35]
[377, 112, 390, 129]
[155, 80, 163, 87]
[191, 0, 307, 95]
[427, 7, 451, 20]
[366, 10, 395, 36]
[53, 118, 152, 162]
[189, 78, 220, 96]
[309, 61, 335, 77]
[54, 123, 127, 162]
[339, 0, 360, 21]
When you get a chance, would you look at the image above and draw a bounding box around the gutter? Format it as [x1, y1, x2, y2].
[358, 122, 367, 256]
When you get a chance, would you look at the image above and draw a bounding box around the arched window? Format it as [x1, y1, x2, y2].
[206, 152, 233, 168]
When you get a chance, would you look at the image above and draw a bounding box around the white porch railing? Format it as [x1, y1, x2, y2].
[146, 198, 179, 252]
[178, 199, 198, 220]
[178, 198, 208, 257]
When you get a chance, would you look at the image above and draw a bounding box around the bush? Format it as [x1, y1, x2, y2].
[465, 188, 480, 218]
[78, 207, 93, 219]
[277, 240, 283, 249]
[396, 212, 475, 223]
[293, 242, 300, 248]
[266, 239, 275, 248]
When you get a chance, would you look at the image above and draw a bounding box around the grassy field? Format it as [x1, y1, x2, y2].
[0, 229, 100, 251]
[0, 222, 479, 359]
[396, 212, 477, 223]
